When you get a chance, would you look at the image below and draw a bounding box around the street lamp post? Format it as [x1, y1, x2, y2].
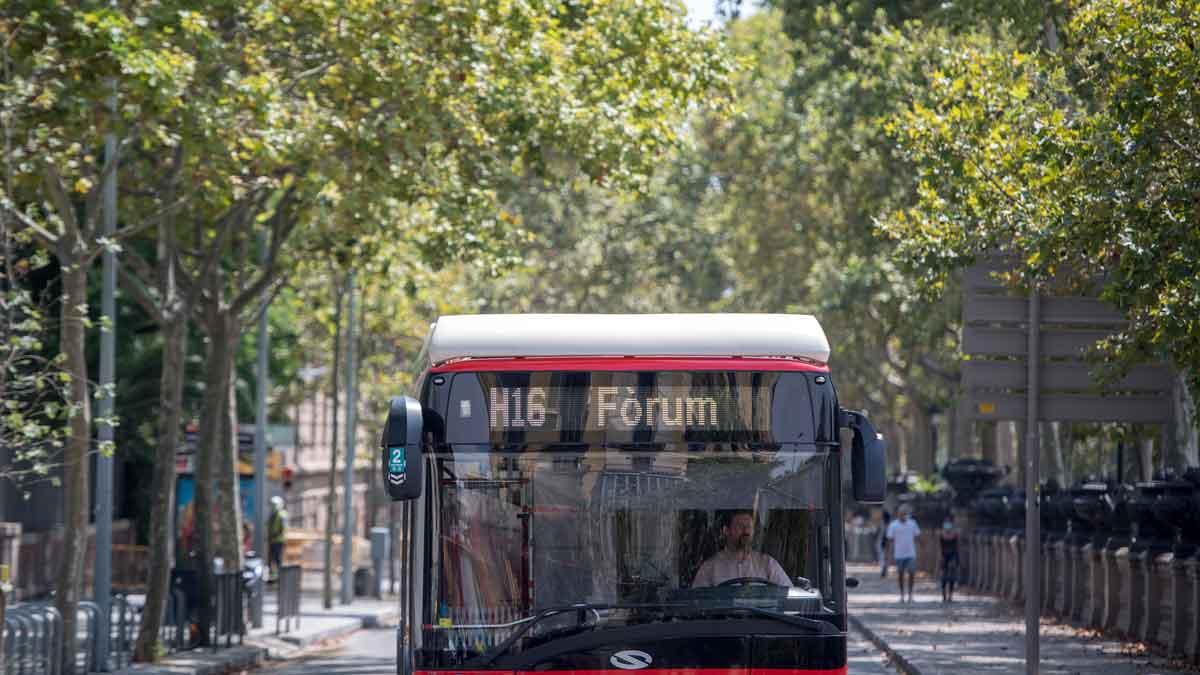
[94, 90, 118, 672]
[340, 273, 359, 604]
[251, 231, 269, 628]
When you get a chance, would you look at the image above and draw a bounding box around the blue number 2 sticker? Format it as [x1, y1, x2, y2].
[388, 447, 406, 476]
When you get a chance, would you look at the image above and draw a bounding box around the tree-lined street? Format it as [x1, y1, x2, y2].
[2, 0, 1198, 673]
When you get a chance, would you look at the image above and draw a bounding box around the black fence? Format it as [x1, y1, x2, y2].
[276, 565, 301, 635]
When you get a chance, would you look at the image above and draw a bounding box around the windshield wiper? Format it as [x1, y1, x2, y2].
[474, 603, 667, 666]
[672, 605, 839, 635]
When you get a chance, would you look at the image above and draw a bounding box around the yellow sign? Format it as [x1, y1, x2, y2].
[438, 618, 453, 628]
[237, 450, 284, 480]
[0, 564, 9, 583]
[978, 402, 996, 415]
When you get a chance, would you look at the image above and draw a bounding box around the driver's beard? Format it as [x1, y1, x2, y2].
[732, 534, 752, 552]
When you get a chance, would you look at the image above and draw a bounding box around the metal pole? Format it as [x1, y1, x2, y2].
[340, 272, 358, 604]
[1024, 289, 1041, 674]
[251, 231, 269, 628]
[94, 90, 118, 672]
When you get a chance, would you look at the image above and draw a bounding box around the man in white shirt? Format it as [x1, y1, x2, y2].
[886, 505, 920, 602]
[692, 511, 792, 588]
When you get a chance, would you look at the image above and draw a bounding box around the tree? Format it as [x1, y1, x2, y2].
[109, 0, 731, 649]
[690, 8, 961, 471]
[450, 8, 966, 472]
[0, 5, 197, 668]
[879, 0, 1200, 439]
[0, 245, 72, 492]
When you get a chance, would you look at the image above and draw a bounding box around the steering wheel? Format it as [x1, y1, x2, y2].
[717, 576, 784, 588]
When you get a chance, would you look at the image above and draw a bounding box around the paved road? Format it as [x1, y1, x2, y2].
[263, 627, 395, 674]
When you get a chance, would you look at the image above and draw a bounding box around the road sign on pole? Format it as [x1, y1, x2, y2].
[958, 259, 1177, 675]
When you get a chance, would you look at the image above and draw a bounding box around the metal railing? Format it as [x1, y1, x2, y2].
[159, 584, 191, 653]
[276, 565, 301, 635]
[2, 603, 62, 675]
[3, 579, 206, 674]
[211, 572, 244, 649]
[78, 598, 138, 672]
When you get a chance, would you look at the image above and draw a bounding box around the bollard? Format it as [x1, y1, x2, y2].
[1102, 546, 1123, 632]
[1084, 543, 1105, 628]
[1189, 558, 1200, 665]
[1053, 539, 1066, 615]
[1075, 540, 1094, 619]
[1041, 539, 1053, 613]
[1122, 549, 1144, 639]
[988, 533, 998, 590]
[1010, 535, 1023, 602]
[1169, 555, 1193, 660]
[1144, 551, 1172, 647]
[276, 565, 302, 635]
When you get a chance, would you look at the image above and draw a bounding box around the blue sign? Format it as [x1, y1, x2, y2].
[388, 446, 406, 482]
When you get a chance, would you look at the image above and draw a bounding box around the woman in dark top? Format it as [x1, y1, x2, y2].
[939, 516, 960, 602]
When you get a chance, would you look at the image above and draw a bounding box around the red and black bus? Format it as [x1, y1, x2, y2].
[381, 314, 886, 675]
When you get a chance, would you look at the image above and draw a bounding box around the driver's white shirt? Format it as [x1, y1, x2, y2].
[692, 550, 792, 587]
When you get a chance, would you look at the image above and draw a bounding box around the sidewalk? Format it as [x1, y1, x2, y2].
[112, 590, 397, 674]
[246, 590, 398, 655]
[846, 563, 1189, 674]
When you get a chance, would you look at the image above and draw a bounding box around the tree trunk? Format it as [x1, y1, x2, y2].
[907, 400, 934, 476]
[133, 314, 186, 661]
[323, 282, 344, 610]
[193, 311, 235, 644]
[214, 357, 243, 569]
[55, 257, 90, 675]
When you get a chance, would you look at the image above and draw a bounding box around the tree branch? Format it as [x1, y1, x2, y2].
[283, 61, 337, 95]
[41, 164, 80, 240]
[184, 190, 268, 312]
[0, 201, 58, 248]
[231, 188, 300, 317]
[117, 263, 165, 323]
[240, 272, 292, 331]
[82, 135, 136, 232]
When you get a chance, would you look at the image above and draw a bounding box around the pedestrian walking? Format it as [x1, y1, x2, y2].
[268, 495, 288, 581]
[878, 509, 892, 578]
[939, 515, 960, 602]
[885, 505, 919, 602]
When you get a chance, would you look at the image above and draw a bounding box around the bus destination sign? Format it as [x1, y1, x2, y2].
[445, 371, 816, 445]
[488, 386, 723, 431]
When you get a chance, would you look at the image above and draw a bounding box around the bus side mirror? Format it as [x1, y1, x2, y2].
[842, 409, 886, 504]
[382, 396, 424, 501]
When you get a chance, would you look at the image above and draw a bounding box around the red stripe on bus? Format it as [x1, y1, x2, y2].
[415, 669, 847, 675]
[430, 356, 830, 373]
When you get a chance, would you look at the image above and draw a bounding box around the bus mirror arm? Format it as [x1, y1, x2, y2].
[840, 409, 887, 504]
[381, 395, 424, 501]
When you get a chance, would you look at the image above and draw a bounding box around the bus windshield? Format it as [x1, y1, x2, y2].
[420, 446, 833, 664]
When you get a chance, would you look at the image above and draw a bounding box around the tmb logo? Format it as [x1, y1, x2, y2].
[609, 649, 653, 670]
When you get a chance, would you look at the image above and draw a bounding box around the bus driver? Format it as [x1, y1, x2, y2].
[692, 510, 793, 587]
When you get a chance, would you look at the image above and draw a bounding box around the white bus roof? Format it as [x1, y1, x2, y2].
[426, 314, 830, 364]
